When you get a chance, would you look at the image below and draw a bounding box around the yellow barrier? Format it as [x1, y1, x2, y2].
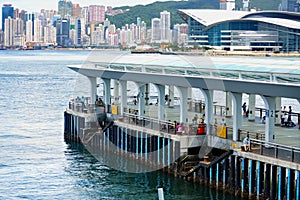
[217, 125, 227, 139]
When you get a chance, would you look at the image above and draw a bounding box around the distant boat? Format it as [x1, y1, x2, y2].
[265, 53, 271, 57]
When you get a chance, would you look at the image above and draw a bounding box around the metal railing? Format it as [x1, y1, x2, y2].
[250, 138, 300, 163]
[68, 101, 105, 114]
[119, 112, 201, 135]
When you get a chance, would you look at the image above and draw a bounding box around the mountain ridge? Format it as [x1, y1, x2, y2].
[107, 0, 281, 28]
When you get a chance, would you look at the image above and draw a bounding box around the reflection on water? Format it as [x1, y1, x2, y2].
[65, 142, 241, 200]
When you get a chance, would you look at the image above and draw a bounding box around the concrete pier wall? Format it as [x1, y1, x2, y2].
[64, 111, 300, 199]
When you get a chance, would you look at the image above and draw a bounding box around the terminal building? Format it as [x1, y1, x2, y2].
[178, 9, 300, 52]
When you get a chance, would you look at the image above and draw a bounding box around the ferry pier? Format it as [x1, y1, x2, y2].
[64, 54, 300, 199]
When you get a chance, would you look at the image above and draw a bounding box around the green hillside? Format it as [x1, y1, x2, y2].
[108, 0, 282, 28]
[108, 0, 219, 28]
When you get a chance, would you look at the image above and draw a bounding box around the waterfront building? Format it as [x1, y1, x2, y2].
[14, 18, 24, 47]
[74, 18, 81, 46]
[56, 18, 70, 47]
[178, 9, 300, 52]
[25, 13, 35, 37]
[140, 21, 147, 44]
[69, 29, 76, 46]
[2, 4, 14, 32]
[160, 10, 171, 43]
[220, 0, 236, 10]
[119, 28, 127, 46]
[91, 26, 105, 46]
[4, 17, 14, 47]
[88, 5, 105, 24]
[25, 20, 33, 42]
[173, 23, 188, 45]
[107, 32, 118, 46]
[34, 19, 42, 42]
[130, 23, 140, 44]
[43, 25, 56, 44]
[58, 0, 73, 18]
[151, 18, 160, 43]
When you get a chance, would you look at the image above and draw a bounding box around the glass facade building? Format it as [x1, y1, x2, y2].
[178, 9, 300, 52]
[56, 18, 70, 47]
[2, 4, 14, 32]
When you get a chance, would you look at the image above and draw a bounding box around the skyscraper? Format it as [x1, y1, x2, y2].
[243, 0, 251, 11]
[151, 18, 160, 43]
[75, 18, 81, 45]
[220, 0, 236, 10]
[58, 0, 73, 18]
[88, 5, 105, 24]
[26, 20, 33, 42]
[56, 18, 70, 47]
[34, 19, 42, 42]
[25, 13, 35, 37]
[160, 10, 171, 43]
[2, 4, 14, 31]
[281, 0, 298, 11]
[137, 17, 141, 27]
[14, 18, 24, 47]
[72, 4, 81, 18]
[4, 17, 14, 46]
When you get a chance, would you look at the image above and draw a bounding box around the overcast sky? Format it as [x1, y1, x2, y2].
[2, 0, 173, 12]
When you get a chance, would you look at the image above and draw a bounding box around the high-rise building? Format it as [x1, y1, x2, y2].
[151, 18, 160, 43]
[26, 20, 33, 42]
[137, 17, 141, 27]
[281, 0, 299, 11]
[220, 0, 236, 10]
[2, 4, 14, 31]
[72, 4, 81, 18]
[14, 8, 19, 19]
[56, 18, 70, 47]
[75, 18, 81, 45]
[34, 19, 42, 42]
[243, 0, 251, 11]
[14, 18, 24, 47]
[18, 10, 27, 33]
[160, 11, 171, 43]
[88, 5, 105, 24]
[4, 17, 14, 46]
[173, 23, 188, 45]
[91, 25, 105, 46]
[44, 25, 56, 44]
[25, 13, 35, 36]
[58, 0, 73, 18]
[107, 32, 118, 46]
[81, 7, 88, 24]
[140, 21, 147, 44]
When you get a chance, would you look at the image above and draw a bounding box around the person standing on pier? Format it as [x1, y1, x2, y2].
[242, 102, 247, 116]
[220, 118, 226, 126]
[288, 106, 292, 122]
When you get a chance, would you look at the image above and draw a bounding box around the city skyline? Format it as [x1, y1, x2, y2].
[2, 0, 174, 12]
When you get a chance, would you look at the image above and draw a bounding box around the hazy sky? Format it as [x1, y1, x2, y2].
[3, 0, 172, 12]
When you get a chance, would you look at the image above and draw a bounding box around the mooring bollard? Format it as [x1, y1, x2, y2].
[158, 188, 164, 200]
